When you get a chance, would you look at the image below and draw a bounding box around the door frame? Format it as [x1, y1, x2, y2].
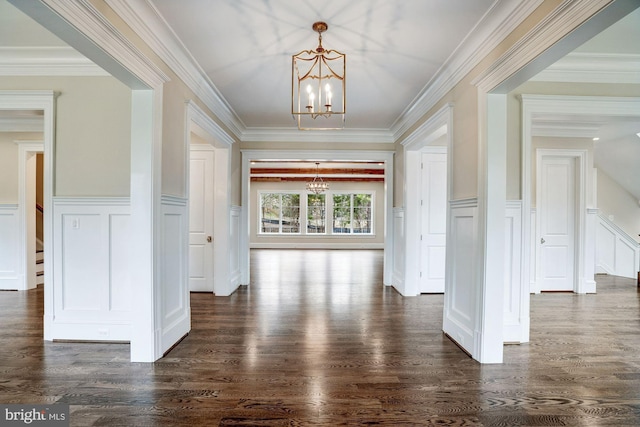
[534, 148, 586, 293]
[0, 92, 55, 297]
[185, 101, 235, 296]
[240, 149, 394, 287]
[17, 140, 44, 291]
[521, 95, 640, 295]
[401, 103, 452, 296]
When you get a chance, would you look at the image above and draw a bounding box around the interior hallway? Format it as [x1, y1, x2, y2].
[1, 249, 639, 426]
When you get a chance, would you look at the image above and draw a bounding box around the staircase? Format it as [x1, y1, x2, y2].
[36, 248, 44, 285]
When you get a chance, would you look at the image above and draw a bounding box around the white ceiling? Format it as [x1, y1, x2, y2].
[148, 0, 496, 130]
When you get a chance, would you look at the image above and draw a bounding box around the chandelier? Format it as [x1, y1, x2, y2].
[292, 22, 346, 130]
[306, 162, 329, 194]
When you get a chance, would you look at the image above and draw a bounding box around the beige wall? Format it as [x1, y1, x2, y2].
[0, 131, 43, 203]
[0, 76, 131, 197]
[250, 180, 385, 246]
[598, 171, 640, 243]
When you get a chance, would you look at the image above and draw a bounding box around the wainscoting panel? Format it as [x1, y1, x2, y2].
[159, 195, 190, 354]
[443, 200, 477, 354]
[52, 197, 131, 341]
[392, 208, 405, 292]
[109, 213, 132, 312]
[230, 206, 242, 287]
[0, 205, 19, 290]
[597, 215, 639, 279]
[504, 201, 527, 343]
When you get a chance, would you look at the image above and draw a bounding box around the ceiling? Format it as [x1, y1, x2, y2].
[147, 0, 497, 130]
[0, 0, 638, 196]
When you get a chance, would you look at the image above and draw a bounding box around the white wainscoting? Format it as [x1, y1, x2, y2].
[159, 195, 190, 354]
[0, 204, 19, 290]
[443, 199, 477, 355]
[392, 207, 405, 292]
[597, 214, 640, 280]
[52, 197, 132, 341]
[504, 201, 528, 343]
[230, 205, 242, 288]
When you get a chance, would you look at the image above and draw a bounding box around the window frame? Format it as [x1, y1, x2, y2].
[330, 191, 375, 235]
[258, 191, 301, 235]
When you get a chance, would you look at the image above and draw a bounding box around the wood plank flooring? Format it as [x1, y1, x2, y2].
[1, 249, 639, 426]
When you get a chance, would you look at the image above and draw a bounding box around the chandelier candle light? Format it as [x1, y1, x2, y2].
[306, 162, 329, 194]
[292, 22, 346, 130]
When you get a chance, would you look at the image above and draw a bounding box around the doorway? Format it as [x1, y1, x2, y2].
[419, 149, 447, 293]
[189, 144, 215, 292]
[536, 151, 581, 292]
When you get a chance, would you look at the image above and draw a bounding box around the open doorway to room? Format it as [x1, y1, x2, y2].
[185, 101, 236, 296]
[239, 150, 394, 290]
[401, 104, 451, 297]
[19, 138, 45, 291]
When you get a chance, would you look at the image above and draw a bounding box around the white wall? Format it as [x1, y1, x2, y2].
[250, 180, 385, 248]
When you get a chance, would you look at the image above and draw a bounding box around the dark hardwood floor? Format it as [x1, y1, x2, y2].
[1, 249, 639, 426]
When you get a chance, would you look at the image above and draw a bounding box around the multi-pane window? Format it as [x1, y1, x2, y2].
[307, 194, 326, 234]
[260, 193, 300, 234]
[333, 193, 373, 234]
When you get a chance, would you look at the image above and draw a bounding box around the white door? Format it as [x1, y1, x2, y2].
[538, 155, 576, 291]
[419, 152, 447, 293]
[189, 149, 215, 292]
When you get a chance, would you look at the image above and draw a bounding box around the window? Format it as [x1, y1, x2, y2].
[260, 193, 300, 234]
[332, 193, 373, 234]
[307, 193, 326, 234]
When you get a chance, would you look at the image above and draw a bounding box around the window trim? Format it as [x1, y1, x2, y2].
[257, 190, 375, 237]
[331, 191, 375, 235]
[258, 191, 301, 235]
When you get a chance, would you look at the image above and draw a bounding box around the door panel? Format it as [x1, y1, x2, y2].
[189, 149, 214, 292]
[538, 156, 575, 291]
[420, 152, 447, 293]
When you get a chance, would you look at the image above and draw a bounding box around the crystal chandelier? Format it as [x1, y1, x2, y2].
[306, 162, 329, 194]
[292, 22, 346, 130]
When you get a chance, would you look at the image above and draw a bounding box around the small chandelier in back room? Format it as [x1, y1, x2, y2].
[292, 22, 346, 130]
[306, 162, 329, 194]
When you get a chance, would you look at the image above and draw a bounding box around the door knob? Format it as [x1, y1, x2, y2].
[207, 236, 212, 243]
[540, 237, 545, 244]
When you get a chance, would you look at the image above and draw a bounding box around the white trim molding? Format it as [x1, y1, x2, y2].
[0, 46, 109, 76]
[10, 0, 170, 88]
[16, 140, 44, 291]
[0, 204, 20, 290]
[530, 53, 640, 84]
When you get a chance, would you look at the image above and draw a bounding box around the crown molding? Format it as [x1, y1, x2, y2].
[240, 127, 395, 144]
[34, 0, 170, 88]
[106, 0, 244, 138]
[531, 121, 600, 138]
[390, 0, 543, 140]
[0, 116, 44, 132]
[471, 0, 630, 92]
[530, 52, 640, 84]
[0, 46, 109, 76]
